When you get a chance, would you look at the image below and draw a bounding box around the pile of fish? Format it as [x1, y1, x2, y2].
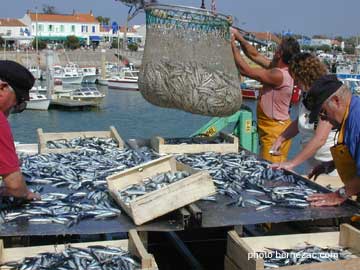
[177, 151, 319, 209]
[46, 137, 119, 152]
[22, 147, 157, 191]
[0, 146, 159, 226]
[258, 244, 354, 269]
[164, 137, 228, 145]
[1, 245, 141, 270]
[139, 60, 242, 117]
[0, 191, 121, 227]
[117, 171, 191, 205]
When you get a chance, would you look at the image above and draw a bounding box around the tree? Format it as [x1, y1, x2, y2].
[42, 4, 57, 14]
[111, 38, 123, 49]
[312, 34, 329, 39]
[127, 43, 138, 52]
[334, 36, 343, 42]
[318, 44, 331, 53]
[96, 16, 110, 25]
[32, 38, 47, 50]
[64, 35, 80, 50]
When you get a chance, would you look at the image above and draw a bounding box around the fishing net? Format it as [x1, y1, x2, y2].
[139, 4, 242, 117]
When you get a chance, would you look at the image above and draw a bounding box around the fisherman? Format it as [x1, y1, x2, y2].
[231, 30, 300, 163]
[270, 53, 337, 176]
[0, 60, 39, 200]
[304, 75, 360, 206]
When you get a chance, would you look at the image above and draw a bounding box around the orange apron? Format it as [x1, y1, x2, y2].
[257, 104, 292, 163]
[330, 105, 357, 185]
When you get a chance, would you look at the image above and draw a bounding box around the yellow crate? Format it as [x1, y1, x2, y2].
[37, 125, 124, 154]
[226, 224, 360, 270]
[107, 155, 216, 225]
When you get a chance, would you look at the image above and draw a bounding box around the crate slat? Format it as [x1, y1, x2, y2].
[37, 126, 124, 154]
[0, 230, 157, 270]
[150, 132, 239, 154]
[226, 225, 360, 270]
[107, 155, 216, 225]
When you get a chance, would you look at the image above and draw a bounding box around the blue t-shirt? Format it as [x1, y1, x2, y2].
[344, 96, 360, 175]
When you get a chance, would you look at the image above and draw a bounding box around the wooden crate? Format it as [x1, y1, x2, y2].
[226, 224, 360, 270]
[0, 230, 157, 270]
[150, 132, 239, 154]
[107, 155, 216, 225]
[37, 125, 124, 154]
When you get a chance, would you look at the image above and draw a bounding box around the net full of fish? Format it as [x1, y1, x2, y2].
[257, 244, 355, 269]
[139, 4, 242, 117]
[46, 136, 119, 151]
[0, 146, 159, 226]
[176, 151, 320, 210]
[0, 245, 141, 270]
[117, 171, 191, 205]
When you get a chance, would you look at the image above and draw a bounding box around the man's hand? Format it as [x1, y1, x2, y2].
[307, 163, 326, 181]
[307, 192, 346, 207]
[270, 161, 295, 171]
[25, 191, 41, 201]
[2, 171, 40, 201]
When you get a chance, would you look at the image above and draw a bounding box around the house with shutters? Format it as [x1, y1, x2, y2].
[20, 10, 101, 45]
[0, 18, 32, 47]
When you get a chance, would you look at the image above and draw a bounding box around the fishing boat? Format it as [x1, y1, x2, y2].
[108, 69, 139, 90]
[80, 67, 99, 84]
[28, 66, 42, 80]
[55, 86, 105, 104]
[241, 79, 261, 99]
[27, 92, 51, 110]
[53, 65, 83, 85]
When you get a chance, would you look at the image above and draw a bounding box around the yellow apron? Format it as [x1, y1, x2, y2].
[257, 104, 292, 163]
[330, 105, 357, 185]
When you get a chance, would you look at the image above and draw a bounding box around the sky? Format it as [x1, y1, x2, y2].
[1, 0, 358, 37]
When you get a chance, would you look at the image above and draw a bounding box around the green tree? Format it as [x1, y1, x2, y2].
[334, 36, 343, 42]
[32, 38, 47, 50]
[318, 44, 332, 53]
[127, 43, 138, 52]
[111, 38, 123, 49]
[64, 35, 80, 50]
[96, 16, 110, 25]
[42, 4, 57, 14]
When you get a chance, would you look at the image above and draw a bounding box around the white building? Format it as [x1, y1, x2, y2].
[0, 18, 32, 46]
[21, 11, 101, 45]
[310, 38, 332, 47]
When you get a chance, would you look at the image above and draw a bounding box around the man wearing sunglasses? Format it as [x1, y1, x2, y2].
[304, 74, 360, 207]
[0, 60, 40, 200]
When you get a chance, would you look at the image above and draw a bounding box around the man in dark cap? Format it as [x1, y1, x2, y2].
[0, 60, 40, 200]
[304, 74, 360, 206]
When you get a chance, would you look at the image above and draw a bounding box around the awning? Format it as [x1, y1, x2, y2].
[90, 35, 101, 42]
[37, 36, 86, 41]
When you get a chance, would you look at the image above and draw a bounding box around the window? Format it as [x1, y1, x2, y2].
[48, 25, 53, 32]
[71, 25, 75, 32]
[81, 25, 85, 32]
[85, 26, 88, 32]
[60, 25, 64, 33]
[92, 26, 96, 33]
[39, 24, 44, 31]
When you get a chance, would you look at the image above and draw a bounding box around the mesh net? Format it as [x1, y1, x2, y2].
[139, 4, 242, 117]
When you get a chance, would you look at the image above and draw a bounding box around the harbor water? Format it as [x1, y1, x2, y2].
[9, 85, 305, 174]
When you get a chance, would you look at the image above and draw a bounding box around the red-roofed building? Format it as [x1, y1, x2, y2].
[21, 10, 101, 45]
[0, 18, 29, 37]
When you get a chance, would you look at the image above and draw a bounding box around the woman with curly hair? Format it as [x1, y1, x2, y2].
[270, 52, 337, 178]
